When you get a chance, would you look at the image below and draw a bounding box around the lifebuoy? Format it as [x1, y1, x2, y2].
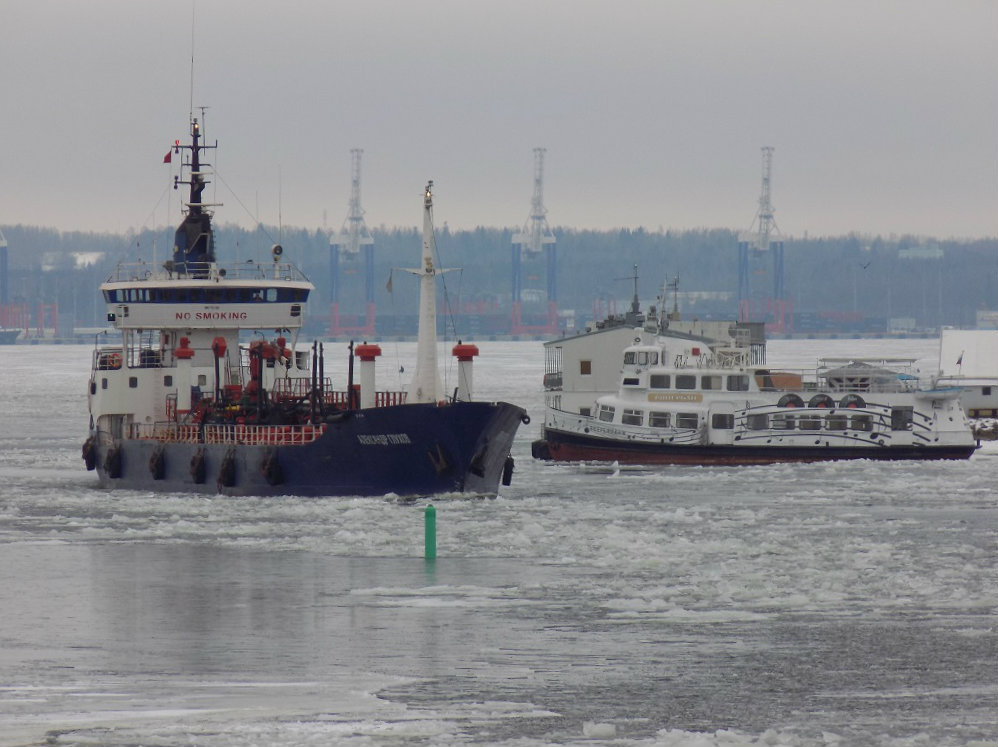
[840, 394, 866, 409]
[808, 394, 835, 409]
[108, 352, 122, 369]
[778, 393, 804, 409]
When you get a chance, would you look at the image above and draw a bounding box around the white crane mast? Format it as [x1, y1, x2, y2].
[405, 182, 445, 403]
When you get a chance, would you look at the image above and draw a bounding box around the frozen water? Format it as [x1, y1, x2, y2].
[0, 340, 995, 746]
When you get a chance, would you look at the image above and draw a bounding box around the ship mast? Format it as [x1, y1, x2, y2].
[171, 116, 218, 276]
[405, 182, 445, 403]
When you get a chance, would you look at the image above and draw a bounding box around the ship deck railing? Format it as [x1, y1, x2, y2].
[105, 260, 309, 284]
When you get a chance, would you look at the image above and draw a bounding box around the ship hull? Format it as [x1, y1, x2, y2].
[533, 426, 977, 465]
[92, 401, 525, 497]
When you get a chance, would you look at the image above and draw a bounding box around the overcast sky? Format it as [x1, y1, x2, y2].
[2, 0, 996, 239]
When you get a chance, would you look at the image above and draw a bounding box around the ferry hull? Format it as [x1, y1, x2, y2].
[533, 427, 977, 465]
[92, 401, 525, 497]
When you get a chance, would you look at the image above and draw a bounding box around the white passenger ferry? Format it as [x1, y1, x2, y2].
[533, 306, 977, 464]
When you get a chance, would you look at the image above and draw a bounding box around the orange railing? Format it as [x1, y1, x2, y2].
[130, 422, 327, 446]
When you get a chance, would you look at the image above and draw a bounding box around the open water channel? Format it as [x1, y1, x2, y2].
[0, 339, 995, 746]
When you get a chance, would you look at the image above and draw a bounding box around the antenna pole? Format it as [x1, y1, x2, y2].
[189, 1, 196, 118]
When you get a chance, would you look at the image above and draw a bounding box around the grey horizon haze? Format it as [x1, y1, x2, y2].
[2, 0, 996, 240]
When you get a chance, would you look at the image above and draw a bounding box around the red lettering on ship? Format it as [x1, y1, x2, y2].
[194, 312, 249, 320]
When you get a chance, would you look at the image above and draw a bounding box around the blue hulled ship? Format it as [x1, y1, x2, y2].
[82, 117, 526, 496]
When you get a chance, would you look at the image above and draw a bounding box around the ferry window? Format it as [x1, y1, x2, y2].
[128, 376, 138, 388]
[701, 375, 722, 390]
[798, 415, 822, 431]
[851, 414, 873, 432]
[891, 407, 913, 431]
[649, 411, 671, 428]
[983, 386, 993, 396]
[580, 360, 592, 375]
[624, 352, 636, 365]
[621, 409, 643, 426]
[746, 413, 768, 430]
[727, 375, 750, 392]
[265, 288, 278, 302]
[598, 404, 615, 422]
[676, 375, 697, 390]
[633, 351, 656, 365]
[579, 407, 592, 417]
[711, 413, 734, 429]
[827, 414, 848, 430]
[676, 413, 698, 429]
[197, 374, 207, 387]
[773, 414, 796, 430]
[163, 375, 173, 387]
[101, 378, 108, 390]
[206, 288, 223, 303]
[650, 374, 671, 389]
[623, 377, 640, 386]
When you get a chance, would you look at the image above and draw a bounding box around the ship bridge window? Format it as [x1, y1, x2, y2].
[676, 412, 699, 429]
[103, 290, 118, 303]
[124, 289, 150, 302]
[649, 411, 671, 427]
[598, 404, 615, 422]
[650, 374, 671, 389]
[727, 375, 750, 392]
[623, 350, 657, 366]
[676, 375, 697, 390]
[983, 386, 993, 396]
[622, 409, 643, 426]
[701, 375, 722, 390]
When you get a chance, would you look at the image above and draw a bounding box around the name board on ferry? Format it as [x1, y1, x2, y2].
[648, 392, 703, 403]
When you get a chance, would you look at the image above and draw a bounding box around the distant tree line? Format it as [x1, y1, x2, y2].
[1, 223, 996, 332]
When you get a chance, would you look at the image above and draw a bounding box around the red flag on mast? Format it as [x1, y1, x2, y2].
[163, 150, 172, 164]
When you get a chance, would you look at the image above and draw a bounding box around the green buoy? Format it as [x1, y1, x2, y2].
[424, 503, 437, 559]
